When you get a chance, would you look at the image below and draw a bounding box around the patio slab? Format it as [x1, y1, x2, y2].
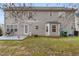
[0, 36, 26, 40]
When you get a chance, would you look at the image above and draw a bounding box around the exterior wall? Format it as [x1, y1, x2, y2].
[4, 10, 75, 36]
[75, 16, 79, 31]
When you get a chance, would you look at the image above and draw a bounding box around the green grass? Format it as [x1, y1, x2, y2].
[0, 36, 79, 56]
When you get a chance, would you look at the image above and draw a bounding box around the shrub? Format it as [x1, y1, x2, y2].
[0, 28, 3, 36]
[34, 35, 38, 37]
[60, 31, 67, 37]
[63, 32, 67, 37]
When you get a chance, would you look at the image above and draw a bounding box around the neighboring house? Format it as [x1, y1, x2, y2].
[3, 7, 77, 36]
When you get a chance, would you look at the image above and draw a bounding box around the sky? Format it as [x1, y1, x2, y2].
[0, 3, 79, 24]
[0, 9, 4, 24]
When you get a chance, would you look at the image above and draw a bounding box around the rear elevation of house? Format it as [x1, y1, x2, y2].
[4, 7, 77, 36]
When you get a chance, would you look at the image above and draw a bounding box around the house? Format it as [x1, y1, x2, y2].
[75, 10, 79, 35]
[3, 7, 77, 37]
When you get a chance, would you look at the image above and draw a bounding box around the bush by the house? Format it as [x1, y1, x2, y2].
[34, 35, 39, 37]
[60, 31, 67, 37]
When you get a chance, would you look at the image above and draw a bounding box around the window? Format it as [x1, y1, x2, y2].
[52, 25, 56, 32]
[35, 26, 38, 30]
[58, 12, 65, 18]
[52, 29, 56, 32]
[14, 25, 17, 32]
[46, 26, 48, 32]
[6, 25, 17, 32]
[50, 12, 58, 17]
[7, 29, 10, 32]
[50, 12, 52, 16]
[7, 25, 9, 29]
[11, 29, 13, 32]
[7, 25, 11, 32]
[28, 11, 33, 19]
[25, 25, 28, 34]
[14, 29, 17, 32]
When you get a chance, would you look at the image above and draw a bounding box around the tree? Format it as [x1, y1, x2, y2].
[0, 27, 3, 36]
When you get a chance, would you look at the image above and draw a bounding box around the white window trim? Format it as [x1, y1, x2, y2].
[24, 24, 29, 35]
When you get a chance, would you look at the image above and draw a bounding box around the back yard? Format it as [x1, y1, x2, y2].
[0, 36, 79, 56]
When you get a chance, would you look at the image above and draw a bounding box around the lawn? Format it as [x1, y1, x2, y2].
[0, 36, 79, 56]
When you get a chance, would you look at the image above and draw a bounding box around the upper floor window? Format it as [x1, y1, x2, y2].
[28, 11, 33, 19]
[27, 11, 39, 22]
[49, 12, 52, 16]
[49, 12, 58, 17]
[28, 11, 36, 19]
[58, 12, 65, 18]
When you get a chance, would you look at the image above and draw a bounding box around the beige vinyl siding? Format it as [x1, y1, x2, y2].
[4, 10, 75, 36]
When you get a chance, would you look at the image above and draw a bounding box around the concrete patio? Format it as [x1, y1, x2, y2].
[0, 36, 26, 40]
